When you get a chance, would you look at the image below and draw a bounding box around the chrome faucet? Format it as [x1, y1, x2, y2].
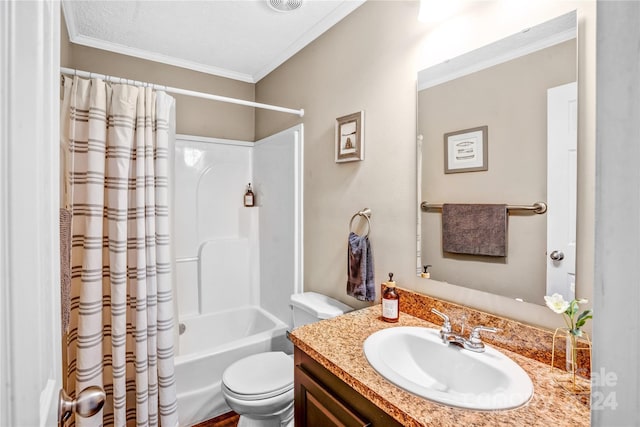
[431, 308, 499, 353]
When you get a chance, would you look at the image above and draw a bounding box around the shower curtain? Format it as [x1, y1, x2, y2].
[61, 76, 179, 427]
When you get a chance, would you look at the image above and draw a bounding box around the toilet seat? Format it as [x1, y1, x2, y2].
[222, 351, 293, 401]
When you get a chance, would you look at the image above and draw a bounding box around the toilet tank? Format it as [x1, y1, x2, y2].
[290, 292, 353, 328]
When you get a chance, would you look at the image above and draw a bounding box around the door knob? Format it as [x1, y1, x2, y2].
[58, 386, 105, 426]
[550, 250, 565, 261]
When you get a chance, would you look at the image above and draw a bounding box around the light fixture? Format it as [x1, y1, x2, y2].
[267, 0, 303, 13]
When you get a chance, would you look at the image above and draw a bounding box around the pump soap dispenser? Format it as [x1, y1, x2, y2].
[421, 265, 432, 279]
[381, 272, 399, 323]
[244, 183, 255, 207]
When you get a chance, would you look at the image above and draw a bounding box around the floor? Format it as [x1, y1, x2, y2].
[193, 411, 239, 427]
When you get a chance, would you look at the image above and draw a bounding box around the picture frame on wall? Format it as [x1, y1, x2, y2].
[444, 126, 488, 173]
[335, 111, 364, 163]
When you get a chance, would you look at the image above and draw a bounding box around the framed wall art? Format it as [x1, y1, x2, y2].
[444, 126, 488, 173]
[335, 111, 364, 163]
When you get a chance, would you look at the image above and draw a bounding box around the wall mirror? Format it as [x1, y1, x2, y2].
[417, 11, 577, 305]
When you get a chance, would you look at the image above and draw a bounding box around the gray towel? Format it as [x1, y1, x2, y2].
[442, 204, 508, 257]
[60, 208, 72, 333]
[347, 232, 375, 301]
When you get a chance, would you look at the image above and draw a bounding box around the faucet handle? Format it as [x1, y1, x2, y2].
[431, 308, 452, 333]
[468, 326, 499, 344]
[462, 325, 500, 352]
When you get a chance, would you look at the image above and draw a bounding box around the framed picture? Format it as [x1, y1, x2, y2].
[335, 111, 364, 163]
[444, 126, 488, 173]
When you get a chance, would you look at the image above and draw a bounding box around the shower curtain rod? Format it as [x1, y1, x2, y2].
[60, 66, 305, 117]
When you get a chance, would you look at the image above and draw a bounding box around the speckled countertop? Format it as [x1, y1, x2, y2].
[290, 304, 590, 427]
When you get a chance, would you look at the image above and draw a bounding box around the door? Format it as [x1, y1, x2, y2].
[546, 82, 578, 301]
[295, 366, 370, 427]
[0, 1, 62, 426]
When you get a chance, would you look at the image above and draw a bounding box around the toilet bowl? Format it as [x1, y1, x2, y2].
[221, 292, 353, 427]
[222, 352, 294, 427]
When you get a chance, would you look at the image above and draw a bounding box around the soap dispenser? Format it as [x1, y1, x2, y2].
[421, 265, 432, 279]
[381, 272, 399, 323]
[244, 183, 255, 207]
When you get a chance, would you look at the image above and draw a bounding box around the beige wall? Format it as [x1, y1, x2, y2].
[61, 15, 256, 141]
[256, 0, 421, 307]
[419, 40, 576, 304]
[256, 0, 596, 331]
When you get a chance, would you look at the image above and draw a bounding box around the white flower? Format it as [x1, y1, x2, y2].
[545, 295, 593, 336]
[544, 293, 570, 314]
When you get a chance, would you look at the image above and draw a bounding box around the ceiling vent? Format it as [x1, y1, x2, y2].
[267, 0, 303, 12]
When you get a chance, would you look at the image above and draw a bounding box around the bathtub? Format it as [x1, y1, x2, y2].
[175, 306, 290, 427]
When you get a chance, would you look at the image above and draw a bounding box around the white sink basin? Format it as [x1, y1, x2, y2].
[363, 327, 533, 410]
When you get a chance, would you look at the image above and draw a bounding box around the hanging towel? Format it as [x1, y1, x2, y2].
[347, 232, 375, 301]
[59, 208, 72, 334]
[442, 204, 508, 257]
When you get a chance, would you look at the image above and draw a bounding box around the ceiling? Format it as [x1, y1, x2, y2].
[62, 0, 366, 83]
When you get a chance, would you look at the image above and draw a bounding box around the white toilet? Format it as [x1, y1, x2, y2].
[221, 292, 353, 427]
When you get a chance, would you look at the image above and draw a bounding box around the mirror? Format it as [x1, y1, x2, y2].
[417, 11, 577, 305]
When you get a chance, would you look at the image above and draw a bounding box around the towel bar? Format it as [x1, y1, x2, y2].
[420, 201, 547, 214]
[349, 208, 372, 237]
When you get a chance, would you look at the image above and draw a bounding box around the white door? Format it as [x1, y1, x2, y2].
[546, 82, 578, 301]
[0, 1, 62, 426]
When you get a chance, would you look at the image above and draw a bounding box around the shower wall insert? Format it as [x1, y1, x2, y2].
[173, 135, 258, 319]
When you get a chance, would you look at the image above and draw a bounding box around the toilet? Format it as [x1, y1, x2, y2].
[221, 292, 353, 427]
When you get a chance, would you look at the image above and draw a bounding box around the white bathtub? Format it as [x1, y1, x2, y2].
[175, 306, 290, 427]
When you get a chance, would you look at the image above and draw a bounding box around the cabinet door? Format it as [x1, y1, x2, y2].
[295, 366, 371, 427]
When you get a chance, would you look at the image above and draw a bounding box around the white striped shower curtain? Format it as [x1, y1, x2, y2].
[61, 76, 179, 427]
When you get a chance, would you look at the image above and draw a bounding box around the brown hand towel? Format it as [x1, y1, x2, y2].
[442, 204, 507, 257]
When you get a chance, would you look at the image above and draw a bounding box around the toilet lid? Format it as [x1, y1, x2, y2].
[223, 352, 293, 399]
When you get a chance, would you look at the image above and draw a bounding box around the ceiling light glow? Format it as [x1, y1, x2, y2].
[418, 0, 463, 23]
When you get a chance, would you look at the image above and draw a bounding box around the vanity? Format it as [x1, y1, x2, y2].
[290, 288, 590, 427]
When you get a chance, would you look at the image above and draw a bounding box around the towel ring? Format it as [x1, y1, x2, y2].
[349, 208, 371, 238]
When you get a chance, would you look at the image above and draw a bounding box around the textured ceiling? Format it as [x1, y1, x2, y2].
[63, 0, 365, 83]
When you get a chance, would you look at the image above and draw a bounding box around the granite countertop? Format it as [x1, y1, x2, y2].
[290, 306, 590, 427]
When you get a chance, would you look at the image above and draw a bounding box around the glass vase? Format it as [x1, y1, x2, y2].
[551, 327, 591, 394]
[565, 332, 577, 373]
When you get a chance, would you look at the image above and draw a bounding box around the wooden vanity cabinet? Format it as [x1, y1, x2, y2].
[294, 347, 403, 427]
